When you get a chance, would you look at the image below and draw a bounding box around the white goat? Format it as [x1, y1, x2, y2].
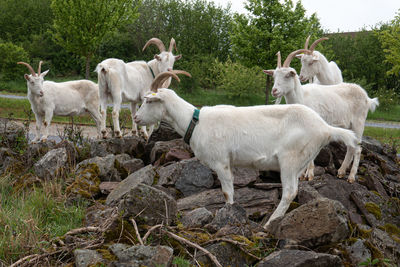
[18, 61, 104, 142]
[296, 36, 343, 84]
[274, 36, 343, 105]
[95, 37, 182, 139]
[134, 71, 358, 229]
[264, 50, 379, 183]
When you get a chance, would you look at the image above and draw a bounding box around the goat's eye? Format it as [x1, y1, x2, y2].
[308, 62, 313, 66]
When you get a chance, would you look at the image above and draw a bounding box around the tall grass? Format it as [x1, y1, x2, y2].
[0, 173, 87, 264]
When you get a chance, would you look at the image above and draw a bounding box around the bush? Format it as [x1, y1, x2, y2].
[373, 87, 399, 112]
[213, 58, 265, 98]
[0, 42, 30, 81]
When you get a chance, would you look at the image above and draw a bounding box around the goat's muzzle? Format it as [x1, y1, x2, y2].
[272, 88, 279, 97]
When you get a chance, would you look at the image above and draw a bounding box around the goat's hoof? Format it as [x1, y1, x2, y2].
[347, 177, 355, 183]
[114, 131, 122, 138]
[337, 170, 346, 179]
[307, 175, 314, 181]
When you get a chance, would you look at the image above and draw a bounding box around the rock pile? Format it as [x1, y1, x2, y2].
[2, 120, 399, 266]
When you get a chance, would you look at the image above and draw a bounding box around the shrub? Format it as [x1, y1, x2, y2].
[0, 42, 30, 81]
[373, 87, 399, 112]
[213, 58, 265, 98]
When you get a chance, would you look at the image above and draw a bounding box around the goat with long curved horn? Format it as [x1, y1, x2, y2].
[17, 62, 37, 76]
[276, 51, 282, 68]
[309, 37, 329, 52]
[37, 61, 43, 75]
[150, 70, 191, 92]
[283, 49, 310, 68]
[142, 38, 166, 52]
[168, 38, 177, 52]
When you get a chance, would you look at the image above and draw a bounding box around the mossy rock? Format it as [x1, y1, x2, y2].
[66, 163, 101, 199]
[365, 202, 382, 220]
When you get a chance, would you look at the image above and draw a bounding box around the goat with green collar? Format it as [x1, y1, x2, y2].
[134, 70, 358, 230]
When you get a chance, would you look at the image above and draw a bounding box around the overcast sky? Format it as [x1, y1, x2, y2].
[211, 0, 400, 32]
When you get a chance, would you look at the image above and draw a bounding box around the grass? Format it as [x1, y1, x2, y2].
[0, 174, 88, 264]
[364, 126, 400, 152]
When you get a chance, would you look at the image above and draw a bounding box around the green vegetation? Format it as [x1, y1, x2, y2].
[363, 127, 400, 152]
[0, 174, 88, 263]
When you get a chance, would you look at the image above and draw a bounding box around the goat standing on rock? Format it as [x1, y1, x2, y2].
[134, 70, 358, 229]
[95, 37, 182, 139]
[264, 50, 379, 183]
[18, 61, 104, 142]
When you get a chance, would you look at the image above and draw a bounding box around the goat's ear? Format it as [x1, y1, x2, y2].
[175, 54, 182, 61]
[154, 54, 162, 61]
[24, 74, 31, 81]
[41, 69, 49, 77]
[263, 70, 274, 76]
[289, 70, 296, 77]
[295, 54, 303, 59]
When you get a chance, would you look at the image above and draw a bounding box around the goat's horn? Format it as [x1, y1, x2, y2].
[151, 72, 180, 92]
[169, 70, 191, 78]
[304, 35, 312, 55]
[168, 38, 177, 52]
[37, 61, 43, 75]
[309, 37, 329, 52]
[17, 62, 37, 76]
[276, 51, 282, 68]
[142, 38, 166, 52]
[283, 49, 310, 68]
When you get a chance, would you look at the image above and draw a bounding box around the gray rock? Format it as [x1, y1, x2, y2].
[150, 139, 191, 164]
[90, 136, 145, 158]
[256, 249, 343, 267]
[181, 207, 213, 228]
[118, 183, 177, 225]
[346, 239, 371, 266]
[297, 181, 323, 204]
[106, 165, 156, 206]
[109, 243, 173, 267]
[175, 159, 214, 197]
[74, 249, 104, 267]
[272, 198, 350, 248]
[76, 154, 119, 181]
[205, 203, 252, 237]
[177, 187, 279, 219]
[370, 228, 400, 263]
[195, 241, 256, 267]
[34, 147, 67, 179]
[157, 162, 183, 186]
[99, 181, 119, 195]
[214, 167, 259, 187]
[122, 158, 144, 175]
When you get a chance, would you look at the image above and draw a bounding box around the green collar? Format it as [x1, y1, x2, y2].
[148, 64, 155, 79]
[184, 109, 200, 144]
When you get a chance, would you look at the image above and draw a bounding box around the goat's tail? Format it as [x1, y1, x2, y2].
[329, 126, 358, 149]
[95, 63, 110, 92]
[368, 97, 379, 113]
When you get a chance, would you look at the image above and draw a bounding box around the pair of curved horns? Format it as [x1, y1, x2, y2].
[17, 61, 43, 76]
[304, 36, 329, 54]
[142, 38, 178, 53]
[150, 70, 191, 92]
[276, 49, 309, 68]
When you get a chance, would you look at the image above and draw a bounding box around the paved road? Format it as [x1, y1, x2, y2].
[1, 93, 400, 129]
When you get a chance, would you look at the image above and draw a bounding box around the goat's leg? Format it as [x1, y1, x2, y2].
[99, 94, 108, 138]
[264, 166, 298, 229]
[305, 161, 315, 181]
[33, 113, 43, 143]
[111, 96, 122, 138]
[129, 102, 138, 136]
[88, 106, 103, 139]
[214, 164, 234, 204]
[337, 146, 354, 178]
[348, 145, 361, 183]
[41, 112, 53, 142]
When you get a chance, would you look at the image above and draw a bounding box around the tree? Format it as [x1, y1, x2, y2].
[230, 0, 322, 103]
[51, 0, 140, 78]
[378, 10, 400, 77]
